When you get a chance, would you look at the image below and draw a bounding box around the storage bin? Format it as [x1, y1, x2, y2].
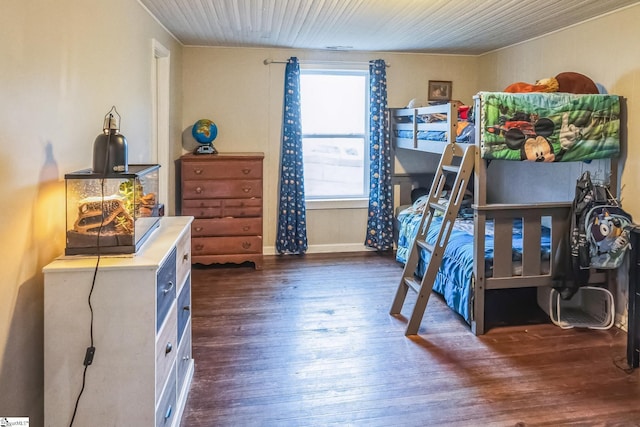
[537, 286, 614, 330]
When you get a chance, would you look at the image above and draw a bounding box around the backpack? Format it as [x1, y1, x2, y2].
[585, 203, 632, 269]
[571, 171, 632, 270]
[555, 171, 633, 299]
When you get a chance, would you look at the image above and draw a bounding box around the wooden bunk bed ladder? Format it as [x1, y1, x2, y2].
[390, 142, 476, 336]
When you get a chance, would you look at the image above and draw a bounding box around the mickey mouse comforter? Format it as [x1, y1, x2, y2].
[478, 92, 620, 162]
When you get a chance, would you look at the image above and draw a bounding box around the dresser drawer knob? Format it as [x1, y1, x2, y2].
[195, 244, 204, 251]
[242, 226, 250, 231]
[182, 355, 191, 361]
[242, 168, 251, 174]
[194, 226, 203, 232]
[195, 186, 203, 194]
[242, 242, 251, 249]
[162, 281, 174, 294]
[242, 187, 251, 193]
[165, 342, 173, 355]
[194, 168, 203, 175]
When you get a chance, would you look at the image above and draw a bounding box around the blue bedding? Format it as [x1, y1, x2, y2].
[396, 129, 446, 141]
[396, 208, 551, 323]
[395, 124, 475, 144]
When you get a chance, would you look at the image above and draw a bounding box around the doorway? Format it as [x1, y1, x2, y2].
[152, 39, 170, 213]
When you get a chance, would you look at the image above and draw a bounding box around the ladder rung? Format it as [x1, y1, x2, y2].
[404, 276, 421, 293]
[416, 239, 434, 253]
[442, 164, 460, 174]
[429, 201, 447, 212]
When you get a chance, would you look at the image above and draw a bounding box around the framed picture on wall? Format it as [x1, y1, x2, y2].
[428, 80, 452, 102]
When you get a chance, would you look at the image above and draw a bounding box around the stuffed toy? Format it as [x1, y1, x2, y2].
[503, 72, 599, 94]
[504, 78, 558, 93]
[555, 72, 599, 94]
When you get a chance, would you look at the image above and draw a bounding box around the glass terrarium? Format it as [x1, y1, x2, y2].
[65, 164, 161, 255]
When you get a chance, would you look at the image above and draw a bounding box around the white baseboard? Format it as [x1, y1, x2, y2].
[264, 243, 376, 255]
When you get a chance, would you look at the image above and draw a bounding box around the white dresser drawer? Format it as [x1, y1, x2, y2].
[177, 275, 191, 344]
[176, 227, 191, 293]
[177, 325, 192, 395]
[156, 304, 177, 402]
[156, 247, 177, 331]
[156, 363, 177, 427]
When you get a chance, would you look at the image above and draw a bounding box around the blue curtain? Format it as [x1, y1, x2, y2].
[365, 59, 393, 251]
[276, 57, 308, 254]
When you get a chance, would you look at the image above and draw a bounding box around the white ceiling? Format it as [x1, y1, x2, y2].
[139, 0, 639, 55]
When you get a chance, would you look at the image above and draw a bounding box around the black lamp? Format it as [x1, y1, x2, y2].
[93, 106, 128, 175]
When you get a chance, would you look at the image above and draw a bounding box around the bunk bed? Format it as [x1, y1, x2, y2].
[390, 92, 621, 335]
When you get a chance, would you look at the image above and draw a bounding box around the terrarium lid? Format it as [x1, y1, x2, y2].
[65, 164, 160, 179]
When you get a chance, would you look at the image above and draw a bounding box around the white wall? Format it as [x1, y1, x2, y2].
[182, 47, 479, 253]
[0, 1, 182, 424]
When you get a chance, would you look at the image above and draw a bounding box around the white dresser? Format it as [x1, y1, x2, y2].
[44, 216, 194, 427]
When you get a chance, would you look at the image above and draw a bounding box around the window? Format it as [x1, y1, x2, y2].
[300, 69, 368, 204]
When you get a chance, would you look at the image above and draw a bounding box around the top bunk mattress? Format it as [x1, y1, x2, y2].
[477, 92, 620, 162]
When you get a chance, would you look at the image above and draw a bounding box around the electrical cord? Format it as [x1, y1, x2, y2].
[68, 247, 99, 426]
[69, 128, 111, 426]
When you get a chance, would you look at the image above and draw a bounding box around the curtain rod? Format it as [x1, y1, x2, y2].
[263, 58, 390, 67]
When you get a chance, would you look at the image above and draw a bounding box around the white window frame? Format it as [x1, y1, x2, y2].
[300, 66, 370, 210]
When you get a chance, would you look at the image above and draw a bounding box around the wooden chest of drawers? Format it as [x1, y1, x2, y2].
[180, 152, 264, 269]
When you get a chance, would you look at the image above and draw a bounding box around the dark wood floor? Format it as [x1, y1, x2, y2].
[181, 252, 640, 426]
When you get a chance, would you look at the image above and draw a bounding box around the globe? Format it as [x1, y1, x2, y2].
[192, 119, 218, 144]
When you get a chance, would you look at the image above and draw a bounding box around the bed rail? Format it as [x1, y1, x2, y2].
[474, 202, 570, 282]
[389, 102, 459, 154]
[471, 201, 574, 335]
